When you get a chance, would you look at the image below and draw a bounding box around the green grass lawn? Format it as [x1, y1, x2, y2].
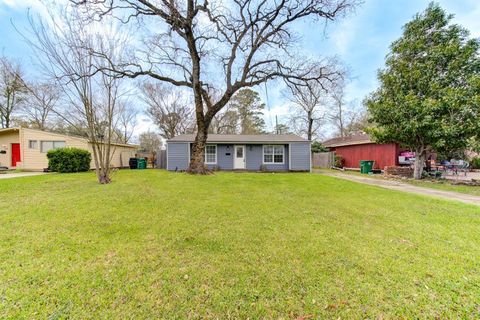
[321, 168, 480, 197]
[1, 170, 480, 318]
[405, 178, 480, 196]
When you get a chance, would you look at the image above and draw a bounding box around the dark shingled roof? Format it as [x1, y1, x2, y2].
[168, 134, 308, 143]
[322, 133, 372, 148]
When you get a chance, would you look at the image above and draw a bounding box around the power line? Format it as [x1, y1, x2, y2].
[264, 82, 274, 130]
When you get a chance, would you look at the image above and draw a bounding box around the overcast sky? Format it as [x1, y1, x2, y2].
[1, 0, 479, 138]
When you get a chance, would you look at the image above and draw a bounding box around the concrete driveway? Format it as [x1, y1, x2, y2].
[0, 172, 49, 180]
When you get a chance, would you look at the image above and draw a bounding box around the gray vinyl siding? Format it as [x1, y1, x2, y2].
[290, 142, 311, 171]
[167, 140, 309, 172]
[213, 144, 234, 170]
[192, 144, 234, 170]
[181, 143, 289, 171]
[246, 144, 289, 171]
[167, 142, 189, 171]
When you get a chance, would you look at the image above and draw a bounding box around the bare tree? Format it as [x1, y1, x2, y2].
[116, 102, 138, 143]
[285, 70, 337, 140]
[330, 81, 367, 137]
[330, 81, 347, 137]
[343, 102, 368, 135]
[26, 9, 129, 184]
[72, 0, 358, 173]
[0, 57, 27, 128]
[139, 130, 162, 153]
[209, 105, 238, 134]
[142, 82, 194, 139]
[22, 82, 59, 130]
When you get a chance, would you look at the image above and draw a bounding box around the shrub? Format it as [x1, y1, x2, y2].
[471, 157, 480, 169]
[47, 147, 91, 173]
[334, 155, 344, 168]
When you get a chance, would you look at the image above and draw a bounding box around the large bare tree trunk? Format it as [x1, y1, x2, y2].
[188, 125, 209, 174]
[413, 147, 426, 180]
[307, 111, 313, 141]
[65, 0, 356, 176]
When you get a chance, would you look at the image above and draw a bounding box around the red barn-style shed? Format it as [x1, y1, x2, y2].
[323, 133, 400, 170]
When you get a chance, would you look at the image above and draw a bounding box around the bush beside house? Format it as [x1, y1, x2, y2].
[334, 155, 344, 168]
[47, 148, 91, 173]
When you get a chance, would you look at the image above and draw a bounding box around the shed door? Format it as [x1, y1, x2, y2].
[11, 143, 21, 167]
[234, 145, 246, 169]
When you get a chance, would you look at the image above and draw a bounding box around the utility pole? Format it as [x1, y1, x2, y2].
[275, 115, 279, 134]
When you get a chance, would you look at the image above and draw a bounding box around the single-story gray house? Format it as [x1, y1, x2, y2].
[166, 134, 311, 172]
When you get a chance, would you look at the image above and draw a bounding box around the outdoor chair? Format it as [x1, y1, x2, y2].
[457, 161, 469, 176]
[440, 160, 454, 175]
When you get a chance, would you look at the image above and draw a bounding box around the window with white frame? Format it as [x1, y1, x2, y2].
[205, 145, 217, 164]
[263, 145, 284, 164]
[29, 140, 38, 149]
[40, 141, 66, 153]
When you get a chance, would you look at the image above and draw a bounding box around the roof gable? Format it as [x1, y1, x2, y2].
[0, 127, 137, 148]
[322, 133, 372, 147]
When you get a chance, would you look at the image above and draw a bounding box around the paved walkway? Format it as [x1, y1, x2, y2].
[0, 172, 48, 180]
[314, 170, 480, 206]
[444, 171, 480, 181]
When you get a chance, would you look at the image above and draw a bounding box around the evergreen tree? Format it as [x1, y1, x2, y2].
[365, 3, 480, 179]
[229, 89, 266, 134]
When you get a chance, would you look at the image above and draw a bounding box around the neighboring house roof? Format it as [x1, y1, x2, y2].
[168, 134, 309, 143]
[0, 127, 138, 149]
[0, 127, 20, 134]
[322, 133, 373, 148]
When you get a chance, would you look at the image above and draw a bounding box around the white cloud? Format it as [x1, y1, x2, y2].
[331, 20, 358, 56]
[132, 116, 155, 141]
[264, 102, 291, 126]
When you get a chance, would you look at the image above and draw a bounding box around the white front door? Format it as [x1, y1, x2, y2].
[234, 145, 246, 169]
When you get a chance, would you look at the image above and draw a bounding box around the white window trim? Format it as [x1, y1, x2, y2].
[204, 144, 217, 164]
[262, 144, 285, 165]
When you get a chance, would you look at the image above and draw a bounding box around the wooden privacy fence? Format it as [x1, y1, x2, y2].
[156, 150, 167, 169]
[312, 152, 335, 168]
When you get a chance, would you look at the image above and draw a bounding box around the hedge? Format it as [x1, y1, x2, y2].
[471, 157, 480, 170]
[47, 147, 92, 173]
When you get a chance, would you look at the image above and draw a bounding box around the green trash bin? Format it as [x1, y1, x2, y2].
[137, 158, 147, 169]
[360, 160, 374, 174]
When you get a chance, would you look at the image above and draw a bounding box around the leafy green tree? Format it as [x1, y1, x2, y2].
[311, 141, 328, 153]
[365, 3, 480, 179]
[229, 89, 266, 134]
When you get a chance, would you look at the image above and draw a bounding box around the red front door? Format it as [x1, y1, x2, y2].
[11, 143, 20, 167]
